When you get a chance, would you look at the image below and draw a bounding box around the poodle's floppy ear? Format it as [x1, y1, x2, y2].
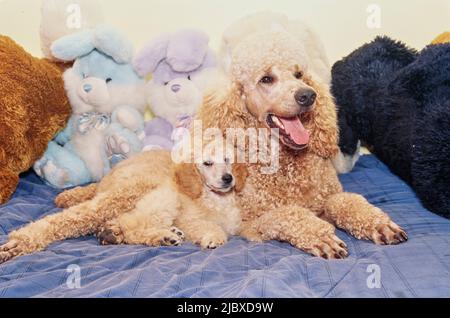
[133, 34, 170, 77]
[306, 78, 340, 159]
[174, 164, 203, 200]
[198, 76, 250, 131]
[166, 29, 210, 73]
[92, 25, 133, 64]
[232, 164, 248, 193]
[51, 30, 95, 61]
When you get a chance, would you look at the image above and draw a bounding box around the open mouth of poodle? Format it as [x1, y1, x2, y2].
[266, 113, 311, 150]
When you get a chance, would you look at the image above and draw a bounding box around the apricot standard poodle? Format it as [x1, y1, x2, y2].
[196, 29, 408, 259]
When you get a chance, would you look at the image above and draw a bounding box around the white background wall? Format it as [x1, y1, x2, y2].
[0, 0, 449, 63]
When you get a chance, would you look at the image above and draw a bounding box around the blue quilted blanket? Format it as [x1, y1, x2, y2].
[0, 155, 449, 298]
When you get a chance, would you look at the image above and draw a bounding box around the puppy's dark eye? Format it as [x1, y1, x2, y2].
[164, 82, 169, 86]
[203, 161, 214, 167]
[106, 78, 112, 83]
[294, 71, 303, 79]
[260, 76, 275, 85]
[188, 75, 192, 81]
[224, 158, 230, 164]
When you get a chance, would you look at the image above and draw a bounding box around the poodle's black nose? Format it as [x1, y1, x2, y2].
[295, 89, 317, 108]
[222, 174, 234, 185]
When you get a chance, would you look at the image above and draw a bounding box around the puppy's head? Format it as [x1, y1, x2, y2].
[174, 141, 248, 199]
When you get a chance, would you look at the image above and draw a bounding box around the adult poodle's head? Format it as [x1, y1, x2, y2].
[200, 31, 338, 158]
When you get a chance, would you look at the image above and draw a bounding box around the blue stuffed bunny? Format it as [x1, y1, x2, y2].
[34, 25, 147, 189]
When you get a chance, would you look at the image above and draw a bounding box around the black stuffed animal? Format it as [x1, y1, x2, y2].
[332, 36, 450, 218]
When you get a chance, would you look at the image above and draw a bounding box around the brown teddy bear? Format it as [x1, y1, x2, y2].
[0, 35, 72, 204]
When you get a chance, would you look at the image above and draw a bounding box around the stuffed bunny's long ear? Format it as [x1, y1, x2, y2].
[166, 29, 210, 73]
[93, 25, 133, 64]
[51, 30, 95, 61]
[133, 34, 170, 77]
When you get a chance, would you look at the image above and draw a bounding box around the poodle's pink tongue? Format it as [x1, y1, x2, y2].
[279, 117, 310, 145]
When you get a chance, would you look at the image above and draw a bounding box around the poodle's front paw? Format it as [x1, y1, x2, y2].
[97, 222, 125, 246]
[239, 222, 264, 243]
[304, 234, 349, 260]
[170, 227, 185, 241]
[370, 221, 408, 245]
[199, 230, 228, 250]
[0, 239, 25, 264]
[159, 229, 184, 247]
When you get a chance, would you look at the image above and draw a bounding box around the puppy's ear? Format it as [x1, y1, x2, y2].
[305, 78, 339, 159]
[174, 164, 203, 199]
[232, 164, 248, 193]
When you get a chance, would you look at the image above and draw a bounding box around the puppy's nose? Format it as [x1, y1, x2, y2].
[295, 89, 317, 108]
[222, 174, 234, 185]
[83, 84, 93, 93]
[171, 84, 181, 93]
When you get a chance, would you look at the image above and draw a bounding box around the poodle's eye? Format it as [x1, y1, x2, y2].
[260, 75, 275, 85]
[164, 82, 169, 86]
[294, 71, 303, 79]
[203, 161, 214, 167]
[224, 158, 230, 164]
[106, 78, 112, 83]
[188, 75, 192, 81]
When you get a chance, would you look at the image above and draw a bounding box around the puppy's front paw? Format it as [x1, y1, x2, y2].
[97, 222, 125, 246]
[199, 230, 228, 250]
[240, 223, 263, 243]
[371, 221, 408, 245]
[170, 227, 185, 241]
[160, 229, 184, 247]
[304, 234, 349, 260]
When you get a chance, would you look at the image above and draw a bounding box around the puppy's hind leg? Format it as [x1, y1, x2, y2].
[55, 183, 99, 208]
[0, 183, 154, 264]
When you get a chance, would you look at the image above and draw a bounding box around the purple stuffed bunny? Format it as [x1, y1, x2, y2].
[134, 29, 217, 151]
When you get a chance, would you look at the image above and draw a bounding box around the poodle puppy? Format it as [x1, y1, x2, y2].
[196, 30, 408, 259]
[0, 141, 248, 263]
[332, 37, 450, 218]
[96, 140, 249, 249]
